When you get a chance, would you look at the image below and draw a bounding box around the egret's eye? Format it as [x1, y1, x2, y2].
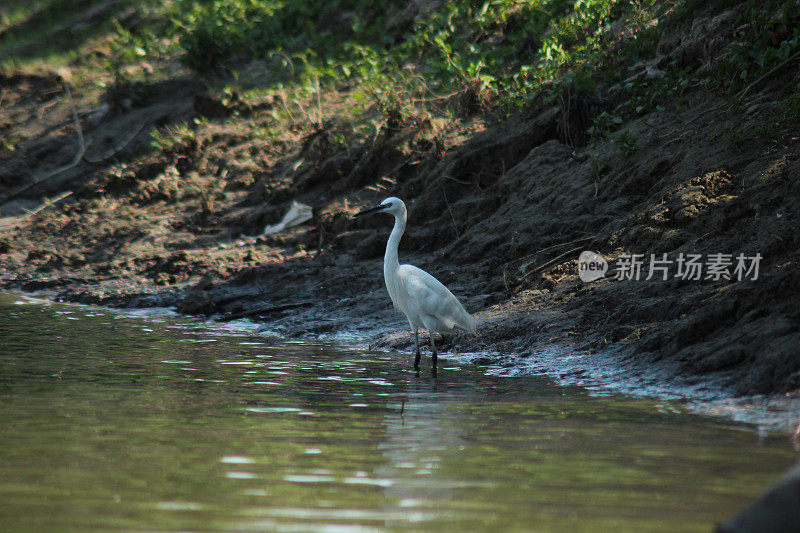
[385, 203, 393, 207]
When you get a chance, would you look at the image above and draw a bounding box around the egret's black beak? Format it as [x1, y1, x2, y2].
[353, 204, 388, 218]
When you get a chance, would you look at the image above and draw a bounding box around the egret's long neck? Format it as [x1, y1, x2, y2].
[384, 211, 406, 274]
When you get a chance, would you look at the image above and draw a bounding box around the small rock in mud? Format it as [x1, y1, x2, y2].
[177, 292, 217, 315]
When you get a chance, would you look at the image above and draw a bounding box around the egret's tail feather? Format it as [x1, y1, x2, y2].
[454, 310, 478, 333]
[465, 312, 478, 333]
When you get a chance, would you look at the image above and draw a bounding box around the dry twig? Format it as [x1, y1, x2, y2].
[518, 245, 588, 282]
[737, 50, 800, 100]
[510, 236, 594, 271]
[24, 191, 74, 216]
[1, 82, 86, 204]
[83, 122, 143, 163]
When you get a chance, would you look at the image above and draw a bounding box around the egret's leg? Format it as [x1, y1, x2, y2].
[413, 329, 421, 370]
[430, 333, 438, 377]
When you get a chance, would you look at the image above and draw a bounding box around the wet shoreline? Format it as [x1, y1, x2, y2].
[7, 290, 799, 436]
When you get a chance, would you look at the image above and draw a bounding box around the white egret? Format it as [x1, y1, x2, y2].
[354, 197, 476, 375]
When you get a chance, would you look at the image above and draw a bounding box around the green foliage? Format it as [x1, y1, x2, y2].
[0, 0, 168, 68]
[780, 92, 800, 119]
[151, 122, 195, 152]
[168, 0, 798, 147]
[103, 22, 157, 108]
[174, 0, 392, 73]
[588, 111, 624, 137]
[706, 1, 800, 93]
[173, 0, 280, 71]
[611, 129, 637, 155]
[172, 0, 658, 109]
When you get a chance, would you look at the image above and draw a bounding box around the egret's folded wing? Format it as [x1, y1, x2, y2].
[399, 265, 476, 332]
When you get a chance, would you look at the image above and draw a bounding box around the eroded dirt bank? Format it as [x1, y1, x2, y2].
[1, 1, 799, 399]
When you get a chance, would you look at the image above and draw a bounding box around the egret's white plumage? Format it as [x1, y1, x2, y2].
[355, 197, 476, 374]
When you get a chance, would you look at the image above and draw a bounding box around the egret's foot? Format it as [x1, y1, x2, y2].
[413, 350, 421, 371]
[431, 351, 438, 377]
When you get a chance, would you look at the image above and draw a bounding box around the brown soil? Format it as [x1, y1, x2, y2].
[1, 4, 799, 398]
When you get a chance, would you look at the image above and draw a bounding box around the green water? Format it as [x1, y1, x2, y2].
[0, 293, 796, 532]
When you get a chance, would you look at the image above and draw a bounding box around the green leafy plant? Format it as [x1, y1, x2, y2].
[172, 0, 661, 115]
